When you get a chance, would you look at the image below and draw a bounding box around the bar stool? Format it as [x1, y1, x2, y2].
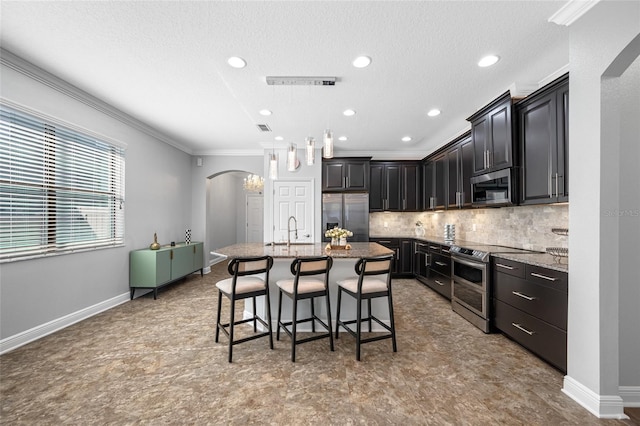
[335, 254, 397, 361]
[215, 255, 274, 363]
[276, 256, 334, 362]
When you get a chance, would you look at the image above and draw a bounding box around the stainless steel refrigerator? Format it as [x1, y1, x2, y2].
[321, 193, 369, 242]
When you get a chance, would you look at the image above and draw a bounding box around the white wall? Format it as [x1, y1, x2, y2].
[564, 0, 640, 416]
[617, 51, 640, 393]
[207, 173, 240, 252]
[0, 54, 192, 342]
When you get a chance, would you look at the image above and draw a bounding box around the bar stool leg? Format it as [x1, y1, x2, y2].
[310, 297, 316, 333]
[367, 299, 373, 332]
[252, 296, 257, 332]
[356, 294, 362, 361]
[277, 289, 283, 341]
[265, 287, 274, 350]
[291, 292, 298, 362]
[228, 297, 236, 363]
[388, 291, 397, 352]
[335, 287, 342, 339]
[325, 291, 334, 351]
[215, 290, 222, 343]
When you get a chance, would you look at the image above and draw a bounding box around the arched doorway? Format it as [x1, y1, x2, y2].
[206, 170, 264, 264]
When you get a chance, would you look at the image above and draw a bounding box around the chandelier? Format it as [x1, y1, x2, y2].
[243, 174, 264, 192]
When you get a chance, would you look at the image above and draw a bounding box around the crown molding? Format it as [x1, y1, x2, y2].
[192, 148, 265, 157]
[0, 48, 193, 154]
[549, 0, 601, 26]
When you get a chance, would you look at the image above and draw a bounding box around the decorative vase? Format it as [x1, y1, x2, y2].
[149, 232, 160, 250]
[339, 236, 347, 246]
[185, 229, 191, 245]
[331, 237, 338, 246]
[415, 225, 425, 237]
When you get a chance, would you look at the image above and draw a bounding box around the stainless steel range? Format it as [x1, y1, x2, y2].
[449, 243, 539, 332]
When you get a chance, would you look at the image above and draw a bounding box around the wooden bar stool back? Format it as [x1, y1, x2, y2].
[335, 254, 397, 361]
[276, 256, 334, 362]
[215, 255, 274, 363]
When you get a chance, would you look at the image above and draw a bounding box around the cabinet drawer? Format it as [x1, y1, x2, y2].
[493, 273, 567, 330]
[494, 299, 566, 372]
[491, 257, 525, 278]
[526, 265, 567, 292]
[431, 252, 451, 277]
[419, 272, 451, 300]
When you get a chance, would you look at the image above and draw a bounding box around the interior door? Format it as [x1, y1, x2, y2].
[246, 194, 264, 243]
[273, 180, 313, 243]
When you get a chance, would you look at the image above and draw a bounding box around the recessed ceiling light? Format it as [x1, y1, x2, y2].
[427, 109, 441, 117]
[401, 136, 412, 142]
[259, 109, 272, 116]
[274, 136, 284, 141]
[343, 109, 356, 117]
[478, 55, 500, 68]
[227, 56, 247, 69]
[353, 56, 372, 68]
[338, 136, 348, 141]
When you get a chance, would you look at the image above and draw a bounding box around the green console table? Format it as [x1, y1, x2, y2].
[129, 242, 204, 299]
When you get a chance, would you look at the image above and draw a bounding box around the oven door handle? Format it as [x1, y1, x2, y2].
[451, 255, 487, 269]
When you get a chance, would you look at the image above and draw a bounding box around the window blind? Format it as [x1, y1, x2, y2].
[0, 104, 125, 262]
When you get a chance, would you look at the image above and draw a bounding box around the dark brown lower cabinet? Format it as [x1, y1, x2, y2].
[492, 257, 567, 372]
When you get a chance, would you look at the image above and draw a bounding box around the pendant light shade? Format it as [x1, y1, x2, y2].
[269, 152, 278, 180]
[306, 137, 315, 165]
[287, 143, 299, 171]
[323, 129, 334, 158]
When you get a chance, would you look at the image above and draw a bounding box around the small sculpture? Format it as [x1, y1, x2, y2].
[149, 233, 160, 250]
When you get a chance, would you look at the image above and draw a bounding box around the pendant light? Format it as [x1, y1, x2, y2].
[323, 129, 334, 158]
[269, 152, 278, 180]
[287, 143, 299, 171]
[305, 136, 315, 165]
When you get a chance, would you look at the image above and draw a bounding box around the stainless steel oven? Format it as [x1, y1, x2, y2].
[449, 244, 543, 333]
[450, 250, 490, 332]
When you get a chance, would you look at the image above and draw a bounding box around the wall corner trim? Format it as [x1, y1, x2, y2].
[562, 375, 629, 419]
[548, 0, 600, 26]
[0, 292, 130, 355]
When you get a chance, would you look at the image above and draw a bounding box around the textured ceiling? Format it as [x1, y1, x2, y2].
[0, 1, 569, 159]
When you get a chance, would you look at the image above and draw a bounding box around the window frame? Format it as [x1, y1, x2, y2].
[0, 101, 126, 263]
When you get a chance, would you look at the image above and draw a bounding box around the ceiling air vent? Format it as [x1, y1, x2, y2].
[266, 76, 336, 86]
[256, 124, 271, 132]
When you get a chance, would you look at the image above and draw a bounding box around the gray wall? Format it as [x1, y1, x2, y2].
[0, 55, 193, 340]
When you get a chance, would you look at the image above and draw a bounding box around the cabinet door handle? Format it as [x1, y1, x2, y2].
[530, 272, 557, 281]
[435, 261, 447, 266]
[403, 199, 406, 210]
[555, 172, 559, 198]
[495, 263, 515, 270]
[346, 176, 350, 188]
[170, 250, 174, 260]
[378, 240, 391, 244]
[435, 279, 445, 286]
[512, 291, 535, 301]
[442, 248, 450, 254]
[429, 246, 439, 250]
[512, 323, 535, 336]
[549, 173, 553, 198]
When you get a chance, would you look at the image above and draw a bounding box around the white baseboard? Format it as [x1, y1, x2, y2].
[562, 375, 629, 419]
[0, 292, 130, 355]
[620, 386, 640, 407]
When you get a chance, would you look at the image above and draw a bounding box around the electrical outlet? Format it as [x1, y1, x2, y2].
[472, 223, 477, 231]
[383, 221, 388, 228]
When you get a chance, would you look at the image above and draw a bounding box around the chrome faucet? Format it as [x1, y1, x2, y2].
[287, 216, 298, 247]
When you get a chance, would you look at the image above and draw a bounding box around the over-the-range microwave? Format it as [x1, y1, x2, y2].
[470, 168, 516, 207]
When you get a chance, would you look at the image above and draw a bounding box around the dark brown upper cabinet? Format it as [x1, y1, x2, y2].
[446, 132, 473, 209]
[322, 158, 370, 192]
[370, 161, 421, 212]
[467, 91, 516, 175]
[517, 74, 569, 205]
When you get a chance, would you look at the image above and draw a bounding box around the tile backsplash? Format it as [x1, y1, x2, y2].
[370, 204, 568, 252]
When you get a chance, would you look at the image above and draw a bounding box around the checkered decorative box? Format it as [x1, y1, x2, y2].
[185, 229, 191, 245]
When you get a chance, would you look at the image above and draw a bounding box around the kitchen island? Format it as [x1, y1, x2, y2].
[213, 242, 394, 332]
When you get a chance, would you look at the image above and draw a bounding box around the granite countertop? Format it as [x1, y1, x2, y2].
[214, 242, 394, 259]
[370, 233, 568, 272]
[491, 252, 568, 272]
